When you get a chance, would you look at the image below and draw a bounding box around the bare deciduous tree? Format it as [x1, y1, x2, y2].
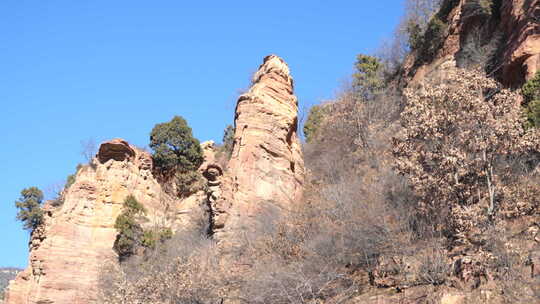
[44, 181, 66, 206]
[404, 0, 443, 28]
[376, 0, 443, 75]
[80, 138, 97, 163]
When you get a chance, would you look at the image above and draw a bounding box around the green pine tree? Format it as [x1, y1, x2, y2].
[113, 195, 147, 260]
[353, 54, 385, 100]
[149, 115, 204, 172]
[222, 124, 235, 157]
[303, 105, 326, 143]
[15, 187, 44, 232]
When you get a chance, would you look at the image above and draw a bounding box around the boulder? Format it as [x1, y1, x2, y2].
[97, 138, 136, 163]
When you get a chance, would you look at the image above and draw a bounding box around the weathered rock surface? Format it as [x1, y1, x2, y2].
[4, 140, 186, 304]
[404, 0, 540, 87]
[97, 138, 136, 163]
[200, 140, 217, 166]
[210, 55, 304, 245]
[4, 55, 305, 303]
[501, 0, 540, 86]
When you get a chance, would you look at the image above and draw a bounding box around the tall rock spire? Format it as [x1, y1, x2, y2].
[210, 55, 305, 244]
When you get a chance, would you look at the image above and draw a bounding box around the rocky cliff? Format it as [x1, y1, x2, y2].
[206, 55, 304, 246]
[4, 55, 305, 303]
[404, 0, 539, 87]
[3, 139, 192, 304]
[501, 0, 540, 85]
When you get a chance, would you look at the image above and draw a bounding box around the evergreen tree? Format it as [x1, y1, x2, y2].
[113, 195, 146, 260]
[523, 71, 540, 129]
[303, 105, 325, 143]
[15, 187, 44, 231]
[222, 124, 235, 157]
[353, 54, 385, 100]
[149, 116, 203, 172]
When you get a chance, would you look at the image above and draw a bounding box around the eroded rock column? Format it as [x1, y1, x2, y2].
[213, 55, 304, 244]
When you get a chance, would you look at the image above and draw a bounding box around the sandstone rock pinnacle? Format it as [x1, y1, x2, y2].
[210, 55, 305, 244]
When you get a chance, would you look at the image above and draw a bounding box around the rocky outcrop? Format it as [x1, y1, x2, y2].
[200, 140, 217, 165]
[5, 55, 305, 303]
[500, 0, 540, 86]
[210, 55, 305, 245]
[203, 163, 224, 233]
[404, 0, 540, 87]
[97, 139, 136, 163]
[4, 140, 186, 304]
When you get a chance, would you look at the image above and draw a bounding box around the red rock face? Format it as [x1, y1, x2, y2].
[404, 0, 540, 87]
[4, 140, 180, 304]
[500, 0, 540, 86]
[211, 55, 305, 245]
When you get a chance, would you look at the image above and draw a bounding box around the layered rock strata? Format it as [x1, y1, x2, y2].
[4, 139, 183, 304]
[501, 0, 540, 85]
[404, 0, 540, 87]
[209, 55, 305, 245]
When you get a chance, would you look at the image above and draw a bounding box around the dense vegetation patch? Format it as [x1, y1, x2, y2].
[113, 195, 173, 261]
[303, 105, 326, 143]
[409, 16, 447, 64]
[436, 0, 460, 22]
[113, 195, 147, 261]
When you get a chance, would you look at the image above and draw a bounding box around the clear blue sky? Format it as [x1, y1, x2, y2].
[0, 1, 404, 268]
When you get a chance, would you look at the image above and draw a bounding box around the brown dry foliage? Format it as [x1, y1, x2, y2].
[100, 231, 230, 304]
[393, 66, 540, 239]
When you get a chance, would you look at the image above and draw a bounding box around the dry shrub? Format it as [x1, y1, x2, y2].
[215, 83, 427, 302]
[291, 83, 442, 284]
[239, 255, 356, 304]
[456, 26, 503, 71]
[175, 170, 205, 198]
[99, 211, 230, 304]
[417, 244, 451, 285]
[379, 0, 444, 74]
[483, 228, 540, 303]
[99, 191, 221, 304]
[393, 66, 540, 239]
